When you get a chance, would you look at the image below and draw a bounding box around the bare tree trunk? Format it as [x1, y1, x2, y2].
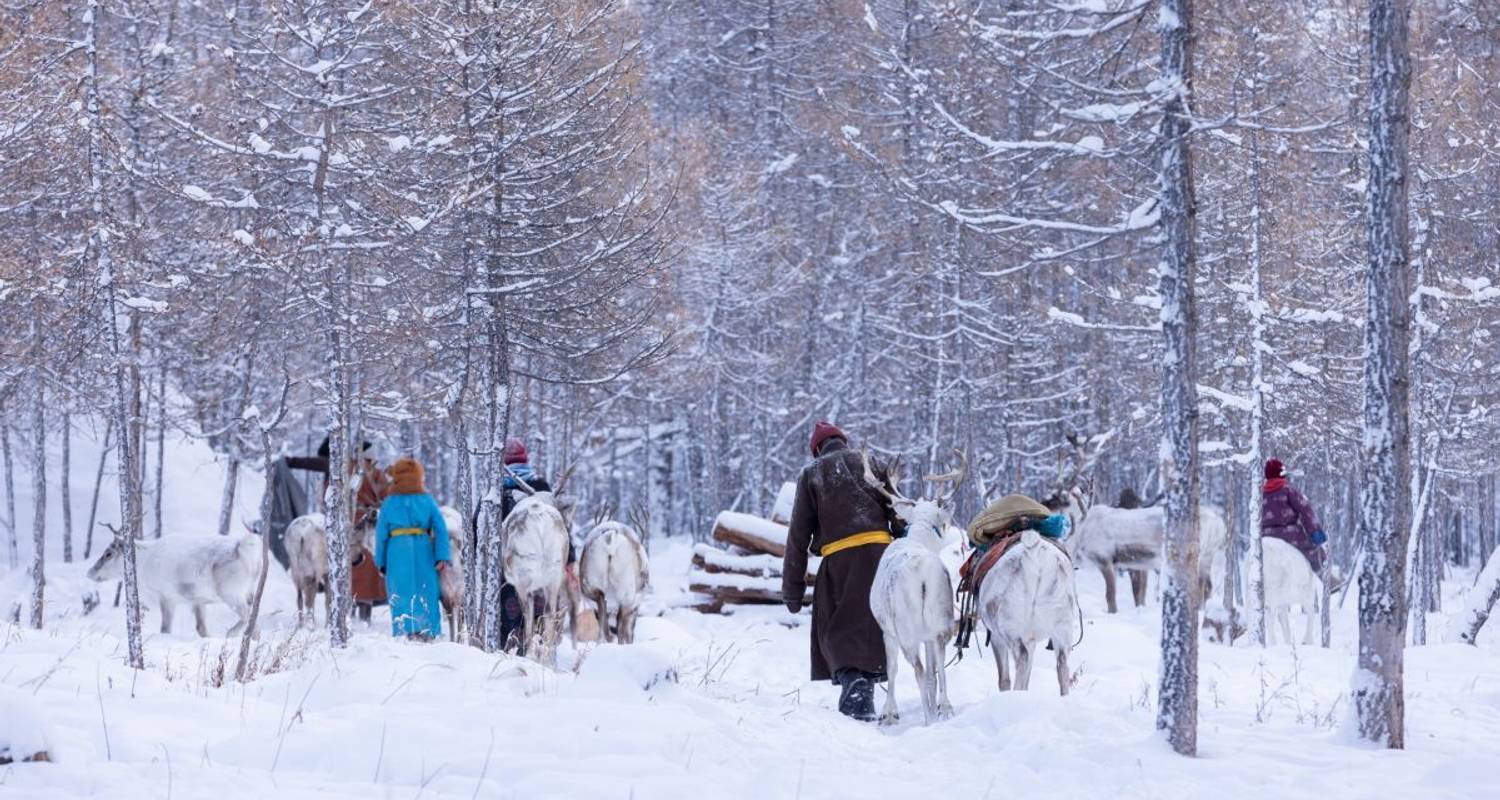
[1245, 103, 1268, 647]
[1353, 0, 1413, 750]
[2, 423, 15, 570]
[83, 0, 144, 669]
[61, 412, 73, 563]
[152, 365, 166, 538]
[326, 359, 353, 648]
[29, 381, 47, 629]
[84, 420, 113, 560]
[1155, 0, 1200, 758]
[217, 459, 240, 537]
[236, 431, 277, 682]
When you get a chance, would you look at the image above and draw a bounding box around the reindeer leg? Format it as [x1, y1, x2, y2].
[521, 592, 536, 659]
[1014, 642, 1033, 691]
[930, 640, 953, 720]
[545, 586, 562, 664]
[595, 592, 611, 644]
[1278, 607, 1293, 646]
[1100, 564, 1118, 614]
[1054, 641, 1071, 696]
[992, 639, 1011, 692]
[1130, 569, 1148, 608]
[879, 634, 901, 726]
[226, 594, 251, 638]
[159, 596, 175, 634]
[1303, 599, 1317, 646]
[620, 605, 637, 645]
[908, 647, 932, 726]
[193, 605, 209, 638]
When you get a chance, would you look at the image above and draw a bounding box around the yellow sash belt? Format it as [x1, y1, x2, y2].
[819, 530, 893, 557]
[390, 527, 428, 537]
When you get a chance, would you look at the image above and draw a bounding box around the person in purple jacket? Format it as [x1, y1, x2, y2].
[1261, 458, 1328, 573]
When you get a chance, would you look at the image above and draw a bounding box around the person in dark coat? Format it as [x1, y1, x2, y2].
[1261, 458, 1328, 573]
[493, 438, 575, 653]
[783, 421, 905, 722]
[287, 436, 389, 622]
[1116, 487, 1142, 509]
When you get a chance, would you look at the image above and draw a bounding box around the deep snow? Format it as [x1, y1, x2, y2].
[2, 434, 1499, 798]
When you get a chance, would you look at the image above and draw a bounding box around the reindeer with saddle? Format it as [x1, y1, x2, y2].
[956, 491, 1079, 695]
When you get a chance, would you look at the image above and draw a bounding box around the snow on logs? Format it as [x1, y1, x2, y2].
[688, 511, 817, 613]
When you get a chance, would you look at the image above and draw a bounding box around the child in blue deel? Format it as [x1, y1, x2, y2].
[375, 457, 451, 640]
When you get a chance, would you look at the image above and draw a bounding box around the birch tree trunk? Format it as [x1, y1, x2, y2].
[218, 354, 254, 537]
[1353, 0, 1413, 750]
[29, 380, 46, 629]
[61, 412, 73, 563]
[88, 0, 145, 669]
[84, 420, 112, 560]
[2, 423, 15, 570]
[1155, 0, 1200, 758]
[152, 366, 166, 538]
[218, 459, 240, 537]
[1245, 105, 1268, 646]
[235, 428, 278, 682]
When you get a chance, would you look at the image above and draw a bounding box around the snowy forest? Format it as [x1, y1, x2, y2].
[3, 0, 1500, 796]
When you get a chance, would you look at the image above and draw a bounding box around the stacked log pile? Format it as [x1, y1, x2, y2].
[689, 500, 820, 613]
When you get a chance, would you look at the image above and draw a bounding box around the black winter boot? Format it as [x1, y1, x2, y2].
[836, 669, 877, 722]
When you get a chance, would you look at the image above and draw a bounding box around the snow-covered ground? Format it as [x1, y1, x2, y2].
[2, 536, 1498, 799]
[2, 434, 1498, 798]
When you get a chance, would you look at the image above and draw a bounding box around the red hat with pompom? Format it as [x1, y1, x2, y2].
[1265, 458, 1285, 480]
[503, 438, 529, 465]
[810, 421, 846, 457]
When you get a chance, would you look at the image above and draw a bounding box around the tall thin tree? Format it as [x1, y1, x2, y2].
[1155, 0, 1201, 758]
[1352, 0, 1413, 750]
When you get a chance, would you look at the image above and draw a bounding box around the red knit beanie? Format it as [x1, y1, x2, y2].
[810, 421, 846, 457]
[1264, 458, 1284, 480]
[502, 438, 529, 465]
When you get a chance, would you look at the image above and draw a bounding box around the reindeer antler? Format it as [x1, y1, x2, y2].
[1053, 432, 1089, 496]
[552, 460, 579, 496]
[627, 501, 651, 538]
[924, 449, 968, 506]
[861, 449, 908, 504]
[590, 503, 613, 529]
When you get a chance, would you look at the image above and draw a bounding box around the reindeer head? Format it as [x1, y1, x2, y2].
[861, 449, 967, 552]
[1041, 432, 1101, 526]
[87, 532, 129, 582]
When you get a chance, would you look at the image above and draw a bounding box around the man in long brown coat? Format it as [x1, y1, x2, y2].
[783, 421, 904, 721]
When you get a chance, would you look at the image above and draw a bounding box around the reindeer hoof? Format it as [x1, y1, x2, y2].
[878, 712, 900, 727]
[937, 703, 954, 720]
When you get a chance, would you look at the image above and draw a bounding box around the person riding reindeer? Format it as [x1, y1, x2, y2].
[1261, 458, 1329, 575]
[783, 422, 906, 722]
[493, 437, 579, 653]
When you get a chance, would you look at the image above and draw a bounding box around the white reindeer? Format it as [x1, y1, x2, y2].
[1261, 537, 1323, 646]
[439, 505, 467, 642]
[1052, 487, 1228, 614]
[500, 472, 572, 660]
[977, 525, 1078, 694]
[283, 513, 369, 628]
[862, 450, 963, 726]
[87, 532, 263, 637]
[578, 505, 650, 644]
